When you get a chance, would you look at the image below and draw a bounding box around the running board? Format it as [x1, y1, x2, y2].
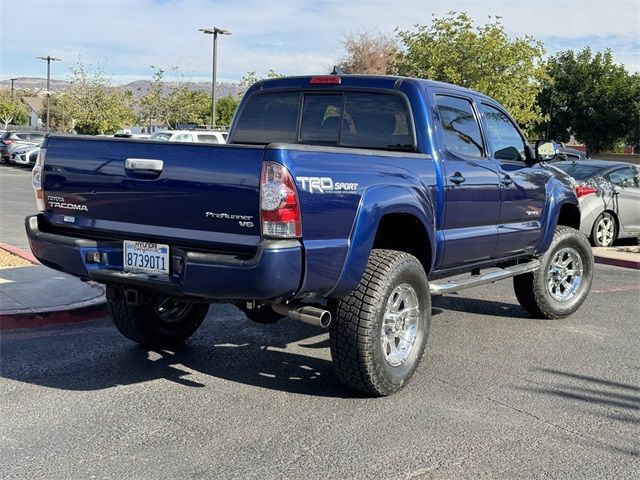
[429, 260, 541, 296]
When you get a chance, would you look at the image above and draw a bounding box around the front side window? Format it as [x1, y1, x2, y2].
[435, 95, 484, 158]
[480, 104, 526, 162]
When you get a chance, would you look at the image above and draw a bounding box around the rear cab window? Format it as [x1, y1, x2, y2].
[233, 90, 415, 152]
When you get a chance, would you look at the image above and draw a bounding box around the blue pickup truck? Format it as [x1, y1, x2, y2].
[27, 74, 594, 396]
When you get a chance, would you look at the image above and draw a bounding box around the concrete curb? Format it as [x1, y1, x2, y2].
[593, 253, 640, 270]
[0, 243, 108, 330]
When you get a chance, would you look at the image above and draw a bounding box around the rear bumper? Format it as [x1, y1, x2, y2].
[25, 215, 302, 301]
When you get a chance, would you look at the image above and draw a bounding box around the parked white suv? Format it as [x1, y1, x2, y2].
[149, 130, 227, 144]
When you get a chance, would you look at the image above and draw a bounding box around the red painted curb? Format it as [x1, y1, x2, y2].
[593, 254, 640, 270]
[0, 243, 40, 265]
[0, 304, 108, 330]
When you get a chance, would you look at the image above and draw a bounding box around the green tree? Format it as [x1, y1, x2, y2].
[539, 49, 640, 154]
[239, 69, 283, 90]
[63, 63, 136, 135]
[46, 92, 75, 132]
[215, 95, 240, 128]
[164, 86, 209, 128]
[138, 66, 168, 128]
[396, 12, 548, 133]
[0, 92, 28, 128]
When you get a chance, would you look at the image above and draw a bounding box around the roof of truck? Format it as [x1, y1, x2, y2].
[255, 74, 494, 102]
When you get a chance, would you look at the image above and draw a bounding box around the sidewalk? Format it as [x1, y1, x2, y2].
[592, 246, 640, 270]
[0, 244, 107, 330]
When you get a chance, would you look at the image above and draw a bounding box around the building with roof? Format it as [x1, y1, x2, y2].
[20, 96, 44, 129]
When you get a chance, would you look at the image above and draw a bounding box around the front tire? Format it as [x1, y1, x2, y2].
[590, 212, 617, 247]
[514, 226, 593, 319]
[109, 295, 209, 348]
[330, 249, 431, 396]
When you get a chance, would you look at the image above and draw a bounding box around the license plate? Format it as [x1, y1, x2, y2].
[123, 241, 169, 275]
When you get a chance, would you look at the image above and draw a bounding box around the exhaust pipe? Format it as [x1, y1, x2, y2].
[271, 304, 332, 328]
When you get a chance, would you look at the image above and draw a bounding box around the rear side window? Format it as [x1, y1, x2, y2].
[233, 90, 414, 151]
[607, 167, 639, 188]
[553, 163, 604, 180]
[435, 95, 483, 158]
[197, 134, 219, 143]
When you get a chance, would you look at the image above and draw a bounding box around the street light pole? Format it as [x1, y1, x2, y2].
[199, 27, 231, 129]
[37, 55, 61, 132]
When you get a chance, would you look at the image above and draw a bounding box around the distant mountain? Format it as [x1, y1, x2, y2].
[124, 80, 242, 100]
[0, 77, 243, 99]
[0, 77, 70, 92]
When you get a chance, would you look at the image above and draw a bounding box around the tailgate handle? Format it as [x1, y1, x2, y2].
[125, 158, 164, 173]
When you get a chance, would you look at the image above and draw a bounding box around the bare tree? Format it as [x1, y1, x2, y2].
[338, 31, 398, 75]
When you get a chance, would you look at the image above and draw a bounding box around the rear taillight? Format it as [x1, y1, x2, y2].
[260, 161, 301, 238]
[575, 185, 598, 198]
[32, 147, 46, 212]
[3, 139, 15, 145]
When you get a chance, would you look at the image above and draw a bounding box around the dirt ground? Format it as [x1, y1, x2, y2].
[0, 249, 33, 268]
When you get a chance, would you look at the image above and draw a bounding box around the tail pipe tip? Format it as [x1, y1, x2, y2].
[271, 304, 332, 328]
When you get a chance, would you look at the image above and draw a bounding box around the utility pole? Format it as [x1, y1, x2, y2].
[199, 27, 231, 129]
[37, 55, 61, 132]
[10, 78, 17, 98]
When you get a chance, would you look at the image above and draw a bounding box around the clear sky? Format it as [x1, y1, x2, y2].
[1, 0, 638, 84]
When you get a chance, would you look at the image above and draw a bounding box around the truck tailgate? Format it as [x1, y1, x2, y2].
[42, 136, 264, 253]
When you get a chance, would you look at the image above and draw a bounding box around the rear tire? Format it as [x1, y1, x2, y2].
[109, 295, 209, 348]
[330, 249, 430, 396]
[514, 226, 593, 319]
[590, 212, 617, 247]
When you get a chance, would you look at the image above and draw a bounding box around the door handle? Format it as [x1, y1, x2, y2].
[449, 172, 466, 185]
[125, 158, 164, 173]
[501, 174, 513, 187]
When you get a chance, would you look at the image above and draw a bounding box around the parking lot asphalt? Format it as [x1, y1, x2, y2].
[0, 164, 37, 249]
[1, 263, 638, 479]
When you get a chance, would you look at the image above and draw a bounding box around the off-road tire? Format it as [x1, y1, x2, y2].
[514, 226, 593, 319]
[590, 212, 617, 247]
[329, 249, 431, 396]
[109, 297, 209, 348]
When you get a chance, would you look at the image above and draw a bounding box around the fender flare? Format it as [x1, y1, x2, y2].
[534, 178, 579, 255]
[327, 184, 436, 297]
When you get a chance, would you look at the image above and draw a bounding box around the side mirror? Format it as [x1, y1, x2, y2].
[535, 140, 559, 162]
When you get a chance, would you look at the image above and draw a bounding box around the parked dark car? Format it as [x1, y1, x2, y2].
[551, 160, 640, 246]
[556, 146, 588, 162]
[1, 131, 45, 163]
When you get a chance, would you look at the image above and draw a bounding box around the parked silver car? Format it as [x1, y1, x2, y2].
[553, 160, 640, 247]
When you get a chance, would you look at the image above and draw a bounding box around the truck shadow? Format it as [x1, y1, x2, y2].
[0, 305, 359, 398]
[432, 294, 531, 319]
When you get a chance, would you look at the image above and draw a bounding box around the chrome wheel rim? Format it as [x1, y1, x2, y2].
[155, 300, 193, 323]
[381, 283, 420, 367]
[546, 247, 584, 302]
[596, 217, 614, 246]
